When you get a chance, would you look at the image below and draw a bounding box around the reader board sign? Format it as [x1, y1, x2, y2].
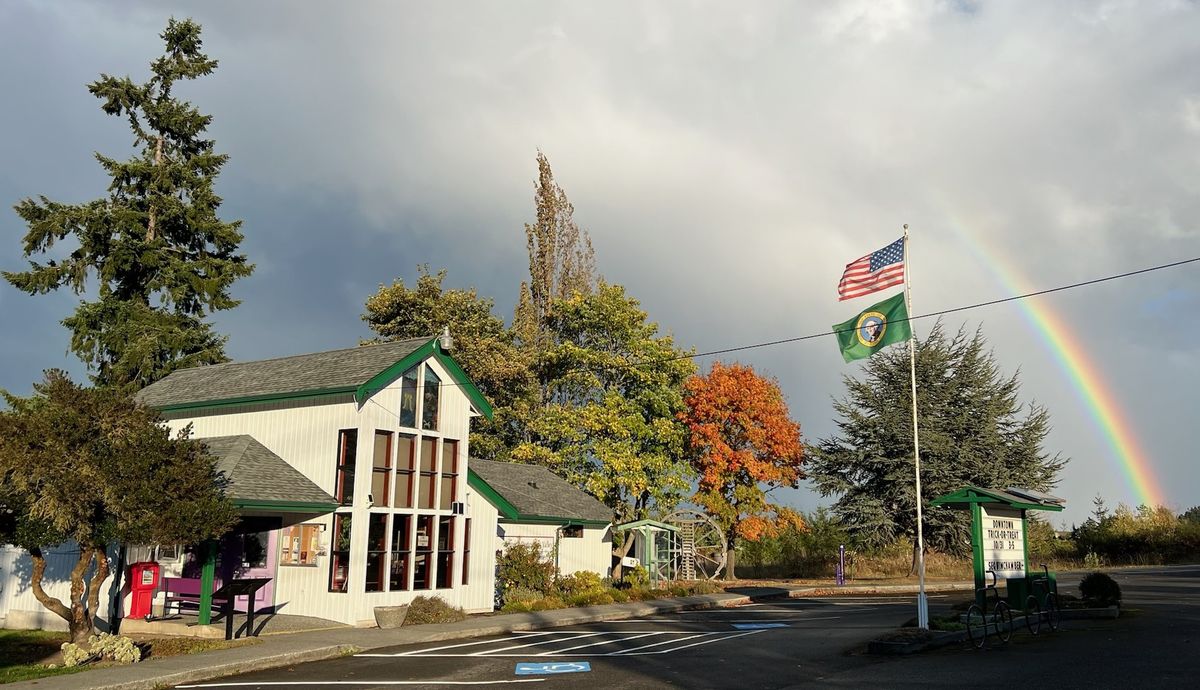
[980, 506, 1025, 579]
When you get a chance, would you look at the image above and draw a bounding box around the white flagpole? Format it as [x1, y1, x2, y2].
[903, 223, 929, 629]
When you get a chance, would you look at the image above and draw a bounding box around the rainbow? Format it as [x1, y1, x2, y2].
[940, 221, 1167, 509]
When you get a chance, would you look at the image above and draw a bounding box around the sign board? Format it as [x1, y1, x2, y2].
[980, 505, 1025, 579]
[621, 556, 640, 568]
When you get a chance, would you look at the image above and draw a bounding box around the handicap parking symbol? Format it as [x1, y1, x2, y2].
[515, 661, 592, 675]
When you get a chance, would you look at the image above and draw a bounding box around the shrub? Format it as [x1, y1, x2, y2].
[530, 597, 565, 611]
[624, 565, 650, 589]
[498, 542, 556, 596]
[504, 587, 544, 605]
[501, 601, 533, 613]
[556, 571, 604, 597]
[404, 596, 467, 625]
[567, 590, 615, 607]
[1079, 572, 1122, 605]
[608, 588, 630, 603]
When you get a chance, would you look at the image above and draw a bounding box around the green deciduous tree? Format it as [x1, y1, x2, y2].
[807, 323, 1066, 557]
[362, 265, 535, 459]
[513, 282, 695, 523]
[3, 18, 251, 390]
[0, 371, 237, 642]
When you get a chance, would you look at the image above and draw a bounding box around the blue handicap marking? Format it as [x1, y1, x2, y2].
[732, 623, 789, 630]
[515, 661, 592, 675]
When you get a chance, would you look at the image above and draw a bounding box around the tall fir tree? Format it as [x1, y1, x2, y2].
[4, 18, 252, 390]
[807, 323, 1066, 556]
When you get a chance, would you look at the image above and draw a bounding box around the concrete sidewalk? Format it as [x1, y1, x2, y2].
[8, 582, 972, 690]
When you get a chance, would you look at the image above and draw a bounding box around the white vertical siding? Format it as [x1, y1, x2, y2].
[156, 353, 491, 625]
[0, 544, 121, 631]
[498, 523, 613, 577]
[463, 490, 500, 613]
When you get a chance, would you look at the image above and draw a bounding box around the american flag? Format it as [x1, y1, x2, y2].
[837, 237, 906, 301]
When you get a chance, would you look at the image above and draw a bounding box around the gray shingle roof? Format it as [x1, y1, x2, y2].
[470, 458, 612, 523]
[202, 435, 338, 508]
[136, 337, 433, 408]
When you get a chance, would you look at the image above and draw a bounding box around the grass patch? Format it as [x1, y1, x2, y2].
[0, 628, 260, 685]
[0, 628, 81, 684]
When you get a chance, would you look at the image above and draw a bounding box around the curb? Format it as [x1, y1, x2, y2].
[9, 593, 754, 690]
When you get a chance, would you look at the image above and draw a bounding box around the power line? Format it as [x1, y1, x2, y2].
[364, 252, 1199, 403]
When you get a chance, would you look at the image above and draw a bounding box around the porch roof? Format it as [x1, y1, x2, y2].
[468, 459, 613, 526]
[202, 435, 338, 513]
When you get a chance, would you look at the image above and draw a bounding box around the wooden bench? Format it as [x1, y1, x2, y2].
[161, 577, 227, 616]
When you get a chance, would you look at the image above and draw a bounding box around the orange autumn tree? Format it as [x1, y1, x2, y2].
[680, 362, 805, 579]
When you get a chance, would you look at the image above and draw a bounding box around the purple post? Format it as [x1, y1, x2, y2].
[836, 544, 846, 586]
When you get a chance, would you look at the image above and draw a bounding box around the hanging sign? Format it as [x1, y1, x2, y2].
[980, 506, 1025, 579]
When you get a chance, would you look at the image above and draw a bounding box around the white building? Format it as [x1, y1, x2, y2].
[0, 335, 617, 630]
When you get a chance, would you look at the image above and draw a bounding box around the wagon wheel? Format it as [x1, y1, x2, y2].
[664, 509, 727, 580]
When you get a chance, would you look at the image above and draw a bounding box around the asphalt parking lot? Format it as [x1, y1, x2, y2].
[175, 566, 1200, 689]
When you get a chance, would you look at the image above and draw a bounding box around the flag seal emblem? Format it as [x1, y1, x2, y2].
[855, 311, 887, 347]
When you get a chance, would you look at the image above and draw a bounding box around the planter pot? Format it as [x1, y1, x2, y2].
[374, 604, 410, 629]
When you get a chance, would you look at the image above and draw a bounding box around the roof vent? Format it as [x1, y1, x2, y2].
[440, 325, 454, 351]
[527, 481, 539, 489]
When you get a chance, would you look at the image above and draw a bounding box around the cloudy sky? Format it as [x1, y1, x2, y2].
[2, 1, 1197, 526]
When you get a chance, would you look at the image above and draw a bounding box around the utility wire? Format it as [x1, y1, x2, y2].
[360, 252, 1200, 413]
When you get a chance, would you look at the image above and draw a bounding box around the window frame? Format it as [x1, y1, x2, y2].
[334, 430, 358, 506]
[328, 513, 353, 593]
[371, 430, 393, 507]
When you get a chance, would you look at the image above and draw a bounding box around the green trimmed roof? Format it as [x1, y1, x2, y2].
[135, 336, 492, 418]
[930, 485, 1065, 512]
[615, 519, 679, 533]
[468, 459, 612, 525]
[202, 435, 338, 512]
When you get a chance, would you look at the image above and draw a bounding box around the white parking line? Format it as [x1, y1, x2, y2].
[541, 631, 665, 654]
[477, 632, 610, 656]
[375, 632, 559, 656]
[608, 631, 720, 655]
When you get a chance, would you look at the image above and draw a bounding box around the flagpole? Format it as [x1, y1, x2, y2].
[903, 223, 929, 630]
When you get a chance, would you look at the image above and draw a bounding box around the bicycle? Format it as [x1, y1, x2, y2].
[1024, 563, 1061, 635]
[966, 569, 1013, 649]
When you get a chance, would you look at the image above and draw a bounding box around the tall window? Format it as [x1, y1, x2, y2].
[390, 515, 412, 591]
[413, 515, 433, 590]
[437, 516, 455, 588]
[422, 367, 441, 430]
[418, 438, 437, 510]
[371, 431, 392, 507]
[393, 434, 415, 509]
[328, 514, 352, 593]
[462, 518, 471, 585]
[280, 524, 320, 566]
[365, 514, 388, 592]
[439, 440, 458, 510]
[399, 367, 418, 428]
[335, 430, 357, 506]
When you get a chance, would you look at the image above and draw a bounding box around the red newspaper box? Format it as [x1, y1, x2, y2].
[129, 561, 161, 619]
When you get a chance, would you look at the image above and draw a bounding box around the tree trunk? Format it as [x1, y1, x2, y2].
[28, 547, 72, 623]
[723, 536, 738, 581]
[86, 546, 111, 634]
[30, 545, 99, 644]
[610, 535, 636, 580]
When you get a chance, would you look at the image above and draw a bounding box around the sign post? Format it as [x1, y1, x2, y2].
[931, 486, 1065, 606]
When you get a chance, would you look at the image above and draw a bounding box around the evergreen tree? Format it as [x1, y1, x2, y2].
[4, 19, 252, 390]
[0, 370, 237, 642]
[807, 323, 1066, 556]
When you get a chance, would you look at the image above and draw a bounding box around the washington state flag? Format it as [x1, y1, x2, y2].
[833, 292, 911, 363]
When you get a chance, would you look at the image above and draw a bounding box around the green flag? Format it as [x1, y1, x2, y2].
[833, 292, 911, 363]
